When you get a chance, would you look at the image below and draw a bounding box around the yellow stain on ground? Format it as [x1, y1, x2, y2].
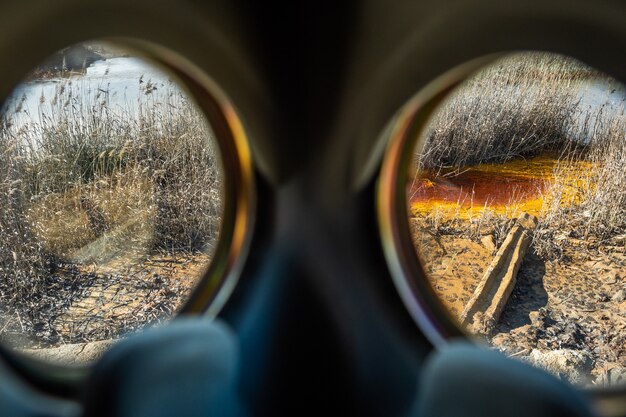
[408, 154, 595, 220]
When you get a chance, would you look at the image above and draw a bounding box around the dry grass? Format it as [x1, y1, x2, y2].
[412, 52, 625, 260]
[409, 53, 626, 386]
[25, 170, 154, 257]
[416, 53, 593, 171]
[0, 73, 222, 345]
[534, 112, 626, 259]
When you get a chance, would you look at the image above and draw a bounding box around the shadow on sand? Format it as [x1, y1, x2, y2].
[495, 251, 548, 332]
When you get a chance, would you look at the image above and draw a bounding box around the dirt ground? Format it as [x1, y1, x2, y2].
[53, 252, 209, 341]
[411, 217, 626, 387]
[0, 251, 209, 350]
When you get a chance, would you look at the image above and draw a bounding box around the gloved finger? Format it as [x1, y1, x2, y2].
[412, 342, 597, 417]
[0, 357, 79, 417]
[81, 318, 247, 417]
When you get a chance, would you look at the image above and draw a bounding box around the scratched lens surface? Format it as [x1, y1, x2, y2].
[0, 42, 223, 363]
[407, 52, 626, 387]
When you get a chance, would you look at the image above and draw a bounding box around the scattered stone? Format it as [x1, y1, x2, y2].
[414, 209, 626, 387]
[611, 289, 625, 302]
[524, 349, 594, 385]
[481, 235, 497, 253]
[596, 365, 626, 387]
[529, 308, 550, 330]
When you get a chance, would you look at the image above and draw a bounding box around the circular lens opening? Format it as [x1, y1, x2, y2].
[381, 51, 626, 388]
[0, 40, 252, 366]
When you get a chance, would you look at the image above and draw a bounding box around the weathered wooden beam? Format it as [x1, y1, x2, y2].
[460, 212, 538, 334]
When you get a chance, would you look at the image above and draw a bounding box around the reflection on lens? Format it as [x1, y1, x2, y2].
[0, 42, 223, 363]
[407, 52, 626, 387]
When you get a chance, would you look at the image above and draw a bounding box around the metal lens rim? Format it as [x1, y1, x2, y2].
[377, 52, 626, 412]
[0, 38, 256, 397]
[377, 55, 500, 347]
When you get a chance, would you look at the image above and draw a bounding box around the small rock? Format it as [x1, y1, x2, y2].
[611, 289, 625, 302]
[468, 311, 496, 336]
[597, 365, 626, 387]
[528, 307, 551, 330]
[517, 213, 538, 229]
[480, 235, 496, 253]
[524, 349, 594, 385]
[528, 311, 544, 328]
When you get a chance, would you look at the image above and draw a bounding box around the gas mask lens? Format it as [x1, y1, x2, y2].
[388, 52, 626, 387]
[0, 41, 225, 364]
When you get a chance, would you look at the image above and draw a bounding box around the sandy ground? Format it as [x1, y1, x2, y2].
[411, 217, 626, 387]
[53, 252, 209, 340]
[0, 251, 209, 351]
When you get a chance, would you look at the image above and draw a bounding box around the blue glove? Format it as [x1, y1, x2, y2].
[81, 318, 248, 417]
[412, 342, 597, 417]
[0, 356, 79, 417]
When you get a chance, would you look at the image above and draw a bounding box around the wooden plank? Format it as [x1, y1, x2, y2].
[460, 212, 537, 334]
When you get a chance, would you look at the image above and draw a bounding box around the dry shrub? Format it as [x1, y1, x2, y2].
[0, 74, 222, 344]
[579, 113, 626, 237]
[417, 52, 591, 170]
[26, 168, 156, 263]
[412, 52, 625, 260]
[534, 111, 626, 259]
